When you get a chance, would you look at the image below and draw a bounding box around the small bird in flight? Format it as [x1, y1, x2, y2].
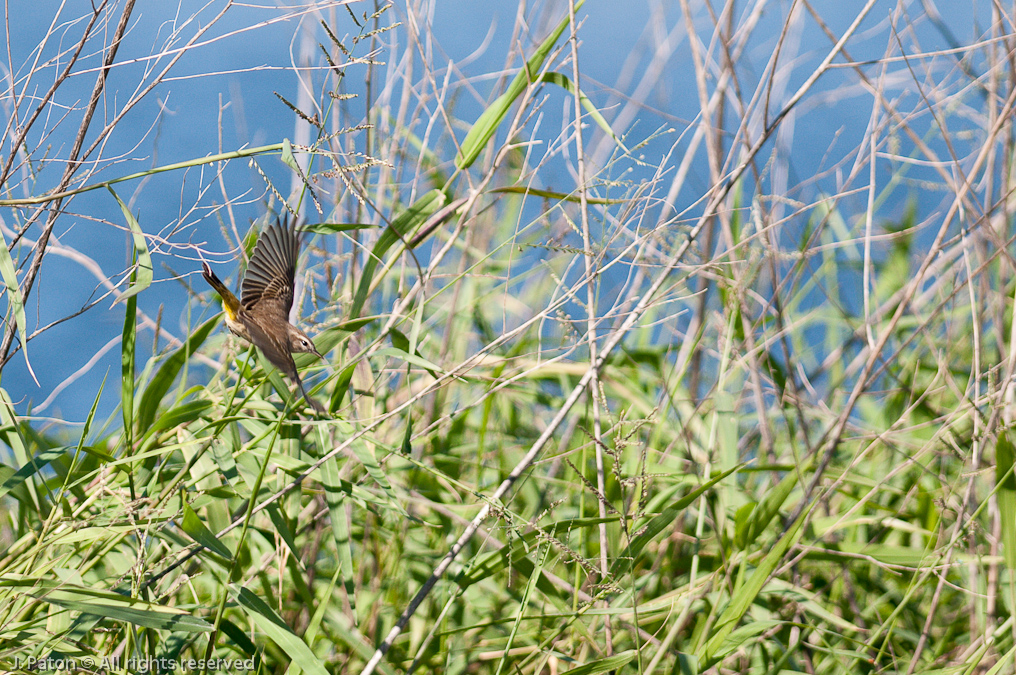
[202, 216, 326, 413]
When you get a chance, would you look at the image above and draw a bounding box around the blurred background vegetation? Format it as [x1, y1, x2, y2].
[0, 0, 1010, 673]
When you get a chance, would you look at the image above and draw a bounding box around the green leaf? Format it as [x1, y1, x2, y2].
[804, 542, 931, 567]
[489, 185, 626, 205]
[329, 360, 356, 409]
[564, 650, 637, 675]
[386, 328, 439, 378]
[121, 258, 137, 458]
[211, 438, 244, 495]
[733, 502, 756, 551]
[5, 580, 213, 633]
[300, 222, 378, 235]
[455, 0, 585, 169]
[347, 437, 405, 518]
[370, 347, 444, 374]
[389, 328, 409, 353]
[265, 503, 301, 562]
[0, 224, 35, 384]
[136, 315, 218, 435]
[984, 642, 1016, 675]
[280, 138, 299, 172]
[108, 186, 153, 305]
[400, 413, 413, 456]
[611, 465, 742, 577]
[318, 427, 355, 610]
[699, 507, 809, 666]
[309, 318, 374, 359]
[349, 189, 446, 319]
[141, 399, 212, 442]
[180, 500, 233, 560]
[735, 455, 811, 550]
[0, 446, 69, 501]
[496, 543, 551, 674]
[220, 618, 261, 668]
[707, 620, 782, 663]
[998, 431, 1016, 570]
[63, 372, 107, 490]
[539, 71, 627, 153]
[0, 388, 29, 491]
[234, 586, 328, 675]
[43, 597, 212, 633]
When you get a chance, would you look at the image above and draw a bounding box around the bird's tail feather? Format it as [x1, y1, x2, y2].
[294, 373, 326, 415]
[201, 262, 241, 318]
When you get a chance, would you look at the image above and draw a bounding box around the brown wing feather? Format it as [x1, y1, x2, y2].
[241, 216, 300, 314]
[242, 308, 297, 378]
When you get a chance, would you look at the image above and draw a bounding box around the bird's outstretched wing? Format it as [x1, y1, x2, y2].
[241, 216, 300, 315]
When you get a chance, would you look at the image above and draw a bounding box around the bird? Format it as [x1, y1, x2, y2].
[202, 216, 326, 414]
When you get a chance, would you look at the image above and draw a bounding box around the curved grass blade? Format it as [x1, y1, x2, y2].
[0, 225, 36, 384]
[108, 186, 153, 305]
[565, 650, 638, 675]
[121, 254, 137, 467]
[349, 189, 446, 319]
[300, 222, 379, 235]
[611, 464, 741, 577]
[136, 315, 218, 436]
[454, 0, 586, 169]
[318, 425, 356, 611]
[997, 431, 1016, 569]
[234, 586, 328, 675]
[539, 71, 627, 153]
[489, 186, 627, 205]
[0, 446, 69, 501]
[698, 506, 809, 666]
[5, 580, 213, 633]
[181, 500, 233, 560]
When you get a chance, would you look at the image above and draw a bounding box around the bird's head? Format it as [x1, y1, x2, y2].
[289, 326, 323, 359]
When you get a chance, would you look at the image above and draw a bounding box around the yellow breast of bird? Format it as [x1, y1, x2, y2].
[223, 310, 252, 343]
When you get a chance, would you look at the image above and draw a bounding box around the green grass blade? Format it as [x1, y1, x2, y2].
[234, 586, 328, 675]
[136, 315, 218, 435]
[495, 543, 551, 675]
[121, 254, 137, 463]
[349, 188, 446, 319]
[539, 71, 627, 153]
[7, 581, 214, 633]
[0, 224, 35, 384]
[0, 446, 69, 501]
[997, 431, 1016, 569]
[300, 222, 378, 235]
[564, 650, 638, 675]
[180, 500, 233, 560]
[107, 186, 153, 305]
[318, 426, 356, 609]
[489, 185, 627, 205]
[736, 457, 812, 550]
[611, 465, 741, 577]
[454, 0, 585, 169]
[698, 507, 809, 666]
